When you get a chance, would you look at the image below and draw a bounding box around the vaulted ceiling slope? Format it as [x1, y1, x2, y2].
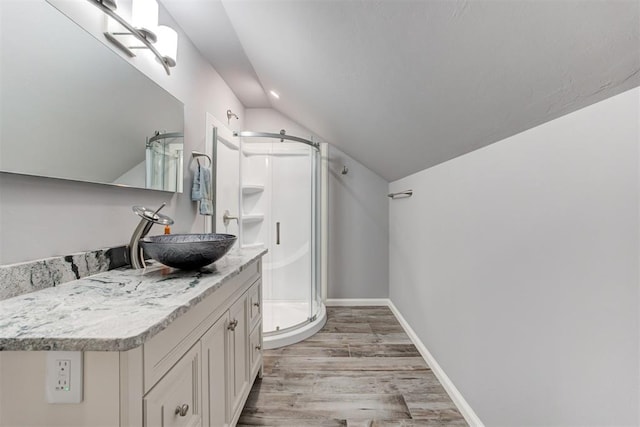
[163, 0, 640, 182]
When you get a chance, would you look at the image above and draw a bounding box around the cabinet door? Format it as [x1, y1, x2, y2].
[144, 343, 201, 427]
[248, 280, 262, 331]
[228, 292, 249, 424]
[201, 312, 230, 427]
[249, 322, 263, 380]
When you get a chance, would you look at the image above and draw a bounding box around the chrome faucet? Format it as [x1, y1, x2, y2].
[129, 203, 174, 269]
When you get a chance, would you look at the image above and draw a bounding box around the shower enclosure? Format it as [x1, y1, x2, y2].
[235, 130, 326, 349]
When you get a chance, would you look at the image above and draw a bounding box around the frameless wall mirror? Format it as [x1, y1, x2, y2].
[0, 0, 185, 192]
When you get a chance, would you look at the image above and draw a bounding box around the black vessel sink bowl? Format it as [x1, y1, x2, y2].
[139, 233, 237, 270]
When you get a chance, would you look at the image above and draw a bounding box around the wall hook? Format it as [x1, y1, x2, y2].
[341, 166, 349, 175]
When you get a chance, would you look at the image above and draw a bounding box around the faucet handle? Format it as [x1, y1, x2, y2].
[129, 204, 175, 269]
[133, 205, 174, 225]
[223, 210, 239, 227]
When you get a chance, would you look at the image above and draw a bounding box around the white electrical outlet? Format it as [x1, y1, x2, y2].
[56, 359, 71, 391]
[45, 351, 83, 404]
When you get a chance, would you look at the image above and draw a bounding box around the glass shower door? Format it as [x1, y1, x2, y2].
[267, 143, 313, 333]
[239, 138, 319, 335]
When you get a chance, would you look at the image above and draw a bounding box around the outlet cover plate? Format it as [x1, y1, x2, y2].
[45, 351, 83, 404]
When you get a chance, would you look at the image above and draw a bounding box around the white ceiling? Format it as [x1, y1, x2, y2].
[162, 0, 640, 182]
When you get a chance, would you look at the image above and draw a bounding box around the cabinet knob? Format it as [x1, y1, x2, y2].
[255, 345, 262, 351]
[175, 403, 189, 417]
[227, 319, 238, 331]
[253, 302, 260, 308]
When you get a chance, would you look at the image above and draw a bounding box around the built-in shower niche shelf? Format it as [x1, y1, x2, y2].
[242, 185, 265, 213]
[242, 185, 265, 195]
[241, 213, 264, 247]
[242, 214, 264, 223]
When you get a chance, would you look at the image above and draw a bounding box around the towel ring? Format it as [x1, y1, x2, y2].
[192, 151, 212, 167]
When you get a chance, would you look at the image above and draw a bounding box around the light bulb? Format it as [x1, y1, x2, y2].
[155, 25, 178, 66]
[131, 0, 158, 42]
[106, 15, 121, 33]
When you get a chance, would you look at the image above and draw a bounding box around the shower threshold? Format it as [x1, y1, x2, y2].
[262, 303, 327, 349]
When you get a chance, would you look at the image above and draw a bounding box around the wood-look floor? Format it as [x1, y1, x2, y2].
[238, 306, 467, 426]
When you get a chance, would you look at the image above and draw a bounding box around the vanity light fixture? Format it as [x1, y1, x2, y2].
[269, 90, 280, 99]
[89, 0, 178, 75]
[155, 25, 178, 67]
[131, 0, 159, 42]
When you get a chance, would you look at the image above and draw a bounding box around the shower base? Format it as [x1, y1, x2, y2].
[263, 301, 327, 349]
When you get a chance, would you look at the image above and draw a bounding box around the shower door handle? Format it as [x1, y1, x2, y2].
[276, 222, 280, 245]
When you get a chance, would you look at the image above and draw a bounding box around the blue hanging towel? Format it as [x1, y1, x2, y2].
[191, 164, 203, 200]
[199, 167, 213, 216]
[191, 164, 213, 216]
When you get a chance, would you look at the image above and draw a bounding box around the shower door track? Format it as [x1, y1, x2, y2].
[234, 131, 320, 150]
[263, 316, 316, 338]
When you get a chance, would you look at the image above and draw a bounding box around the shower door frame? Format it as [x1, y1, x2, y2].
[236, 131, 323, 337]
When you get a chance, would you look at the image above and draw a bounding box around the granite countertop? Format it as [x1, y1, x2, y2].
[0, 248, 266, 352]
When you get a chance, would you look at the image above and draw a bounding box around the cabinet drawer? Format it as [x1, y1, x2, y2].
[144, 343, 201, 427]
[248, 280, 262, 331]
[144, 259, 260, 393]
[249, 323, 263, 380]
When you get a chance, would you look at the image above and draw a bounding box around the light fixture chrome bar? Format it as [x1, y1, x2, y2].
[87, 0, 172, 75]
[387, 190, 413, 199]
[100, 0, 117, 11]
[104, 32, 135, 58]
[233, 131, 320, 150]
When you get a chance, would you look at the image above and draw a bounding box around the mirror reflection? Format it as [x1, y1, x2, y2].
[146, 132, 184, 192]
[0, 0, 184, 192]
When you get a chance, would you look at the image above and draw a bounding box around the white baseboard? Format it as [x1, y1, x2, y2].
[387, 300, 484, 427]
[325, 298, 390, 306]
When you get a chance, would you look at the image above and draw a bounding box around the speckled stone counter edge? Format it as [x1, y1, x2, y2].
[0, 246, 128, 301]
[0, 249, 266, 352]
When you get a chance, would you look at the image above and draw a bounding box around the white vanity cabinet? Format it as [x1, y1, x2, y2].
[0, 251, 266, 427]
[137, 261, 263, 427]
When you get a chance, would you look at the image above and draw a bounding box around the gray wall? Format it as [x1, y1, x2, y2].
[0, 0, 245, 265]
[328, 145, 388, 299]
[389, 87, 639, 425]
